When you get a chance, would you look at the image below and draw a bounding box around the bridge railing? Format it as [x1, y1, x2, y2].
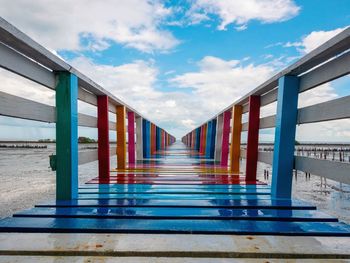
[0, 18, 175, 200]
[182, 27, 350, 199]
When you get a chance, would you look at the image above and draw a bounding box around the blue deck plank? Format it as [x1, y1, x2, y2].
[36, 198, 317, 209]
[14, 207, 338, 222]
[0, 217, 349, 236]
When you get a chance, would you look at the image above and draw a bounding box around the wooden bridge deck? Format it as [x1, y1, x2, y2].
[0, 142, 349, 236]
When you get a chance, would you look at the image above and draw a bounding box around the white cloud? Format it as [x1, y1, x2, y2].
[284, 27, 347, 54]
[187, 0, 300, 30]
[0, 0, 179, 53]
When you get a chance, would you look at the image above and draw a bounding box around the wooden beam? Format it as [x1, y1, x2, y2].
[97, 95, 110, 181]
[116, 105, 126, 169]
[221, 110, 231, 166]
[230, 105, 242, 173]
[271, 76, 300, 199]
[55, 72, 78, 201]
[245, 96, 260, 181]
[127, 111, 136, 165]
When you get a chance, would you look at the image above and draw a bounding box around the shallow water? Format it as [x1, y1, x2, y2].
[0, 143, 349, 224]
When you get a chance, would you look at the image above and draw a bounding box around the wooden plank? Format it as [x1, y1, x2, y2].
[299, 51, 350, 93]
[0, 42, 55, 89]
[230, 105, 243, 173]
[295, 156, 350, 185]
[245, 96, 260, 181]
[298, 95, 350, 124]
[78, 113, 97, 128]
[0, 18, 170, 127]
[192, 28, 350, 129]
[116, 105, 127, 169]
[55, 72, 78, 201]
[259, 115, 276, 129]
[0, 91, 55, 122]
[97, 95, 110, 181]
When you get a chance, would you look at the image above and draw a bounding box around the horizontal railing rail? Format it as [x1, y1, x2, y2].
[183, 27, 350, 199]
[0, 18, 176, 200]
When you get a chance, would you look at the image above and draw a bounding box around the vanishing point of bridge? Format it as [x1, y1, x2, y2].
[0, 17, 350, 260]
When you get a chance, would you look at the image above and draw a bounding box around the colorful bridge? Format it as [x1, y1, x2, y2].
[0, 18, 350, 260]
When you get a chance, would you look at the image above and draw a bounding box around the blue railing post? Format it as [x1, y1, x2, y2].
[205, 121, 212, 158]
[271, 75, 300, 199]
[210, 118, 217, 159]
[55, 71, 78, 200]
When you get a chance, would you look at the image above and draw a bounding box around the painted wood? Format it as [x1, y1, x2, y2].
[127, 111, 136, 164]
[135, 117, 143, 160]
[245, 96, 260, 181]
[230, 105, 242, 173]
[55, 72, 78, 201]
[116, 105, 126, 169]
[214, 114, 223, 162]
[221, 110, 231, 166]
[201, 124, 207, 155]
[97, 95, 110, 181]
[161, 129, 165, 150]
[271, 76, 300, 199]
[210, 119, 217, 159]
[205, 121, 212, 158]
[195, 128, 201, 151]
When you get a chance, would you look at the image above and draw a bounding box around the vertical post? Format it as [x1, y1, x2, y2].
[230, 105, 242, 173]
[245, 96, 260, 181]
[201, 124, 207, 155]
[127, 111, 136, 165]
[116, 105, 126, 169]
[215, 115, 223, 162]
[97, 95, 110, 181]
[55, 72, 78, 200]
[271, 76, 299, 199]
[196, 128, 201, 151]
[150, 123, 156, 155]
[136, 116, 143, 161]
[210, 118, 217, 159]
[221, 110, 231, 166]
[205, 121, 212, 158]
[161, 129, 165, 150]
[143, 120, 151, 158]
[156, 127, 161, 151]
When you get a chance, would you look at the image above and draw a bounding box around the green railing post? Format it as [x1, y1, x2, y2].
[55, 71, 78, 200]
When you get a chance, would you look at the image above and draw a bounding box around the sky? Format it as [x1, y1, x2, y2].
[0, 0, 349, 142]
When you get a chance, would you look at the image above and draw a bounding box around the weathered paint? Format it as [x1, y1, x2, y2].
[127, 111, 136, 165]
[230, 105, 242, 173]
[271, 76, 300, 199]
[116, 105, 126, 169]
[221, 110, 231, 166]
[97, 95, 110, 181]
[55, 72, 78, 200]
[245, 96, 260, 181]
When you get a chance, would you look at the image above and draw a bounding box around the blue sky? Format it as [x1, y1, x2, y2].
[0, 0, 349, 142]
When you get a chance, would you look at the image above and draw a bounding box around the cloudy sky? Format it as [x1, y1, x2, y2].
[0, 0, 349, 142]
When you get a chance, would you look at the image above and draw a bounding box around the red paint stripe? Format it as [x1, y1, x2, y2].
[97, 95, 110, 181]
[127, 111, 136, 164]
[245, 96, 260, 181]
